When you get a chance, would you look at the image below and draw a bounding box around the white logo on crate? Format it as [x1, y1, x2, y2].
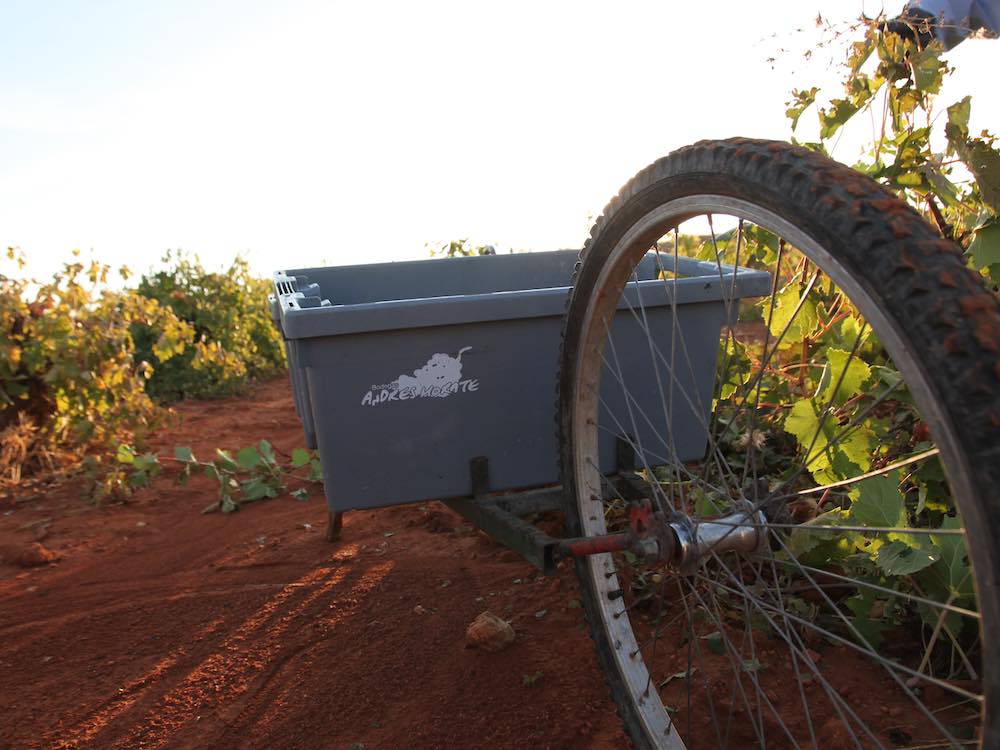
[361, 346, 480, 406]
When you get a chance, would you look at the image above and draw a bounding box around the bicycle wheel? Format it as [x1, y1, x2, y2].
[557, 139, 999, 749]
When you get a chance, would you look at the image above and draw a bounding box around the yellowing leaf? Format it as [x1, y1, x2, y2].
[786, 87, 819, 131]
[895, 171, 924, 187]
[784, 399, 874, 485]
[765, 282, 819, 345]
[819, 348, 871, 405]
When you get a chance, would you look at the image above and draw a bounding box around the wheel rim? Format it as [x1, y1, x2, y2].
[567, 196, 988, 749]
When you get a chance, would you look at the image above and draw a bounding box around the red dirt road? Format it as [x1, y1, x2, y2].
[0, 380, 625, 750]
[1, 379, 959, 749]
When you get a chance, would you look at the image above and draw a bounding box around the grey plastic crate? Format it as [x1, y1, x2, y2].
[270, 250, 769, 512]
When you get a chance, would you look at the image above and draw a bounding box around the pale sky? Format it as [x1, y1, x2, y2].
[1, 1, 996, 281]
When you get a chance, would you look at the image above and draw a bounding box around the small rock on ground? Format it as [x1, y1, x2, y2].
[3, 542, 60, 568]
[465, 612, 515, 652]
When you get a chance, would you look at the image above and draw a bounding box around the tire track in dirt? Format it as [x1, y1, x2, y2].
[45, 617, 229, 749]
[83, 552, 397, 750]
[94, 560, 358, 750]
[208, 559, 399, 746]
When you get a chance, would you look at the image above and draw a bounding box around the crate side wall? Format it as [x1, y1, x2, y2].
[301, 302, 724, 511]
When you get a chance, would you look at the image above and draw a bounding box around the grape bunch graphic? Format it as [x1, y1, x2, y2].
[396, 347, 472, 397]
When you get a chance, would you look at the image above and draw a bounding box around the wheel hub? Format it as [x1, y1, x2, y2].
[667, 503, 768, 575]
[558, 497, 768, 575]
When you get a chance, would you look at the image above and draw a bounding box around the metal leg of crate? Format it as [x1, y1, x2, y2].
[494, 487, 563, 516]
[443, 453, 664, 575]
[445, 495, 559, 574]
[326, 510, 344, 542]
[443, 456, 562, 575]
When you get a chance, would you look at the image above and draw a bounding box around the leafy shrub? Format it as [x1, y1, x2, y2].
[1, 247, 292, 497]
[133, 251, 285, 402]
[427, 238, 498, 257]
[698, 14, 996, 662]
[1, 248, 191, 490]
[787, 16, 998, 283]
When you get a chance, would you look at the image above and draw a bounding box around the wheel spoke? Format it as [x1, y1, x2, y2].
[682, 577, 779, 748]
[726, 552, 864, 750]
[708, 520, 964, 536]
[760, 554, 823, 749]
[631, 264, 686, 505]
[615, 279, 742, 494]
[790, 447, 940, 496]
[743, 237, 787, 500]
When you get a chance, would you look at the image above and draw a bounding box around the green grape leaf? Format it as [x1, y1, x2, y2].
[127, 470, 150, 489]
[214, 449, 238, 472]
[786, 509, 847, 558]
[241, 478, 275, 501]
[258, 439, 277, 466]
[717, 338, 751, 401]
[693, 491, 726, 517]
[945, 96, 971, 147]
[848, 34, 876, 73]
[918, 516, 974, 601]
[173, 446, 195, 464]
[915, 600, 965, 639]
[964, 139, 1000, 213]
[849, 473, 905, 529]
[969, 219, 1000, 270]
[845, 588, 889, 648]
[236, 446, 260, 470]
[133, 453, 159, 472]
[875, 540, 940, 576]
[909, 45, 947, 94]
[918, 164, 961, 208]
[819, 98, 861, 140]
[786, 87, 819, 131]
